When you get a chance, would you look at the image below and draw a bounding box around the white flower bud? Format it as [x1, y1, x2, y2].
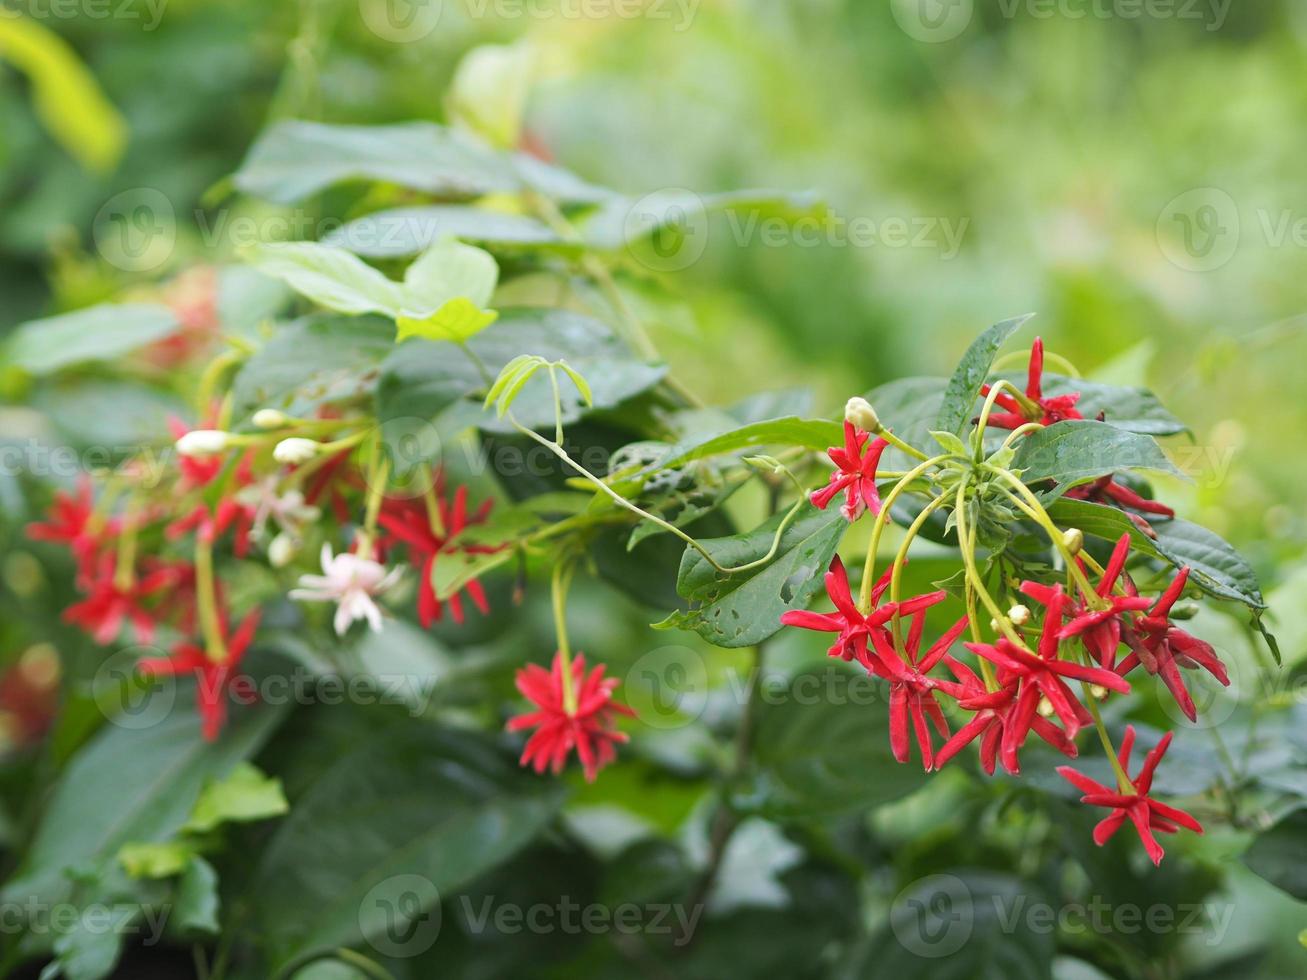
[1007, 604, 1031, 626]
[273, 438, 320, 465]
[268, 532, 298, 568]
[1062, 527, 1084, 555]
[176, 429, 229, 457]
[253, 409, 290, 430]
[844, 396, 881, 433]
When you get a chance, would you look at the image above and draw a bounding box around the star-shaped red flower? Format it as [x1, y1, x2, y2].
[1057, 726, 1203, 865]
[862, 611, 968, 770]
[27, 476, 119, 579]
[63, 554, 184, 646]
[1116, 566, 1229, 722]
[964, 587, 1131, 740]
[980, 336, 1083, 429]
[810, 421, 889, 521]
[1023, 534, 1151, 669]
[138, 610, 261, 741]
[378, 480, 497, 627]
[780, 557, 945, 662]
[507, 652, 634, 782]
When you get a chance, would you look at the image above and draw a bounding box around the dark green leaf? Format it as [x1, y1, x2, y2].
[935, 315, 1032, 436]
[1013, 420, 1182, 490]
[8, 303, 179, 375]
[1243, 807, 1307, 900]
[1042, 374, 1186, 436]
[657, 504, 845, 648]
[864, 376, 947, 470]
[638, 416, 842, 476]
[174, 857, 220, 936]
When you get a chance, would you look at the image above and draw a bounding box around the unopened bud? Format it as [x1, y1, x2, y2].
[253, 409, 290, 430]
[1007, 604, 1031, 626]
[1062, 528, 1084, 555]
[1089, 684, 1108, 700]
[268, 533, 298, 568]
[844, 397, 881, 433]
[273, 438, 319, 465]
[1037, 697, 1055, 718]
[176, 429, 229, 457]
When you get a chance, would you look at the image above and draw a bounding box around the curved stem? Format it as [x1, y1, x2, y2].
[880, 427, 930, 462]
[888, 493, 951, 654]
[859, 454, 950, 612]
[974, 379, 1040, 450]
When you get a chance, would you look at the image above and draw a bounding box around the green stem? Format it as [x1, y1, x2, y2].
[858, 454, 950, 611]
[974, 379, 1041, 452]
[552, 560, 578, 714]
[888, 493, 951, 655]
[194, 537, 226, 663]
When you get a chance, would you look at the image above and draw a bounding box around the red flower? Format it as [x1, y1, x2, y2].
[1116, 567, 1229, 722]
[63, 554, 183, 645]
[862, 612, 968, 770]
[933, 662, 1080, 775]
[27, 477, 119, 578]
[780, 557, 945, 662]
[1024, 535, 1151, 669]
[810, 421, 889, 521]
[980, 337, 1083, 429]
[378, 480, 496, 627]
[139, 610, 261, 741]
[1057, 726, 1202, 865]
[507, 652, 634, 782]
[1065, 474, 1174, 529]
[964, 587, 1131, 740]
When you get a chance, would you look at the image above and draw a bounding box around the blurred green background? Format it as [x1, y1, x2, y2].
[2, 1, 1307, 976]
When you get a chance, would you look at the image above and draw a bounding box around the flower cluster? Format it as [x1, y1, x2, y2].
[784, 338, 1224, 865]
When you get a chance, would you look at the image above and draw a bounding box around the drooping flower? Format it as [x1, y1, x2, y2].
[139, 610, 261, 741]
[62, 554, 184, 645]
[862, 611, 968, 770]
[289, 543, 402, 635]
[378, 480, 496, 628]
[810, 421, 890, 521]
[1057, 726, 1203, 865]
[964, 587, 1131, 740]
[1065, 474, 1174, 526]
[27, 476, 119, 578]
[507, 652, 634, 782]
[780, 557, 945, 662]
[1116, 566, 1229, 722]
[980, 336, 1083, 429]
[1024, 534, 1151, 669]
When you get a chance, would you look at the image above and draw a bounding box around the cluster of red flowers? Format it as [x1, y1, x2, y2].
[790, 339, 1218, 865]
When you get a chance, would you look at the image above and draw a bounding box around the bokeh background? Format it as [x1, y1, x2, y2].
[2, 1, 1306, 977]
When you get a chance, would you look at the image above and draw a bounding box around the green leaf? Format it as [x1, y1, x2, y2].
[250, 723, 563, 972]
[395, 300, 499, 344]
[582, 188, 825, 251]
[2, 701, 285, 909]
[245, 241, 404, 316]
[174, 857, 221, 936]
[233, 119, 610, 206]
[183, 762, 289, 833]
[864, 376, 948, 470]
[929, 429, 970, 456]
[1046, 498, 1268, 610]
[117, 841, 194, 879]
[657, 504, 846, 648]
[1042, 374, 1187, 436]
[445, 41, 536, 149]
[1243, 807, 1307, 900]
[752, 669, 930, 815]
[431, 548, 514, 602]
[935, 314, 1033, 436]
[230, 314, 395, 423]
[635, 417, 843, 478]
[1013, 420, 1183, 490]
[8, 303, 180, 375]
[400, 238, 498, 314]
[326, 205, 568, 259]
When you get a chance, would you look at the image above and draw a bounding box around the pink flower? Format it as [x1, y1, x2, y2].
[1058, 726, 1202, 866]
[507, 652, 634, 781]
[810, 421, 889, 521]
[290, 544, 402, 635]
